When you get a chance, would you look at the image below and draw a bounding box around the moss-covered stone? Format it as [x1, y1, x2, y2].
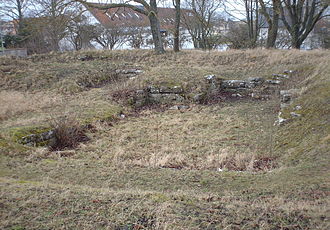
[9, 126, 51, 143]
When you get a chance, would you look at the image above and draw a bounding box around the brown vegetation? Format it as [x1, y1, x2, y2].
[0, 49, 329, 229]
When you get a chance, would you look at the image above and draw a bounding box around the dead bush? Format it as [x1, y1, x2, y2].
[50, 117, 89, 151]
[218, 152, 276, 171]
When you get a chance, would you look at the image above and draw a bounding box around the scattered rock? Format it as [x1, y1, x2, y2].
[247, 77, 264, 83]
[193, 93, 206, 103]
[251, 93, 271, 100]
[290, 112, 301, 117]
[280, 92, 292, 103]
[116, 69, 143, 75]
[133, 90, 148, 107]
[169, 105, 190, 110]
[274, 112, 287, 126]
[205, 75, 223, 94]
[272, 74, 289, 79]
[284, 70, 296, 74]
[147, 86, 160, 94]
[247, 77, 264, 88]
[20, 130, 56, 147]
[266, 80, 282, 85]
[78, 55, 94, 61]
[231, 93, 242, 97]
[204, 74, 216, 81]
[222, 80, 246, 89]
[280, 89, 300, 103]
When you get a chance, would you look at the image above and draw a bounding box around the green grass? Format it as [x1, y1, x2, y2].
[0, 49, 329, 229]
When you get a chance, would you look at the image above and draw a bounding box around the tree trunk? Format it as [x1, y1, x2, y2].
[291, 37, 302, 49]
[279, 0, 328, 50]
[266, 8, 279, 48]
[173, 0, 181, 52]
[16, 0, 25, 34]
[259, 0, 279, 48]
[267, 0, 280, 48]
[149, 0, 165, 54]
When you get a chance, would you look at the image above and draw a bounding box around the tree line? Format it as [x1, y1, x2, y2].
[0, 0, 329, 54]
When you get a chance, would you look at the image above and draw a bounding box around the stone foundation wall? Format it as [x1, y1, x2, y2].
[0, 48, 28, 57]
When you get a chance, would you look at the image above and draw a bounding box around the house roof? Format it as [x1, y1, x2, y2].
[87, 5, 193, 30]
[0, 20, 18, 35]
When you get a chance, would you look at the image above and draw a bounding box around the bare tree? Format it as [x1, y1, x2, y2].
[223, 0, 262, 48]
[31, 0, 77, 51]
[280, 0, 329, 49]
[67, 14, 95, 50]
[20, 17, 54, 53]
[73, 0, 165, 54]
[244, 0, 260, 47]
[92, 24, 127, 50]
[258, 0, 281, 48]
[183, 0, 221, 49]
[224, 21, 252, 48]
[173, 0, 181, 52]
[126, 26, 147, 49]
[0, 0, 30, 33]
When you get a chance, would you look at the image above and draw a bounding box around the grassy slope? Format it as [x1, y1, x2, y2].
[0, 49, 329, 230]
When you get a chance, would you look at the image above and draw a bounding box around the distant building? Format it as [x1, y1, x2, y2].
[0, 20, 18, 36]
[83, 5, 195, 49]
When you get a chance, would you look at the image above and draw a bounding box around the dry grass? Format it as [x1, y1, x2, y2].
[0, 49, 329, 229]
[0, 88, 122, 138]
[0, 177, 328, 230]
[78, 102, 277, 171]
[0, 90, 61, 122]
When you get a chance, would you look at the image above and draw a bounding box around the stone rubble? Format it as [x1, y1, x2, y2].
[133, 85, 185, 107]
[20, 130, 56, 147]
[116, 68, 143, 79]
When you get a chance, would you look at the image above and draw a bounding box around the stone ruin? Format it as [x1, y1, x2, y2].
[133, 85, 185, 107]
[18, 70, 301, 146]
[131, 71, 293, 107]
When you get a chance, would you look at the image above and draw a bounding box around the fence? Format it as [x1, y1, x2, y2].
[0, 48, 27, 57]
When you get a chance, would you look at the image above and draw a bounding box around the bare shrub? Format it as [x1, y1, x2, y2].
[218, 151, 276, 171]
[50, 116, 89, 151]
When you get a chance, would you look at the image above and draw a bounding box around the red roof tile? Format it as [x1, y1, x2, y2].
[88, 6, 192, 31]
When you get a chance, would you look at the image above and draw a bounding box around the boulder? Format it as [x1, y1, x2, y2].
[20, 130, 56, 147]
[193, 93, 206, 103]
[248, 77, 264, 83]
[290, 112, 301, 117]
[272, 74, 289, 79]
[133, 90, 148, 107]
[283, 70, 296, 74]
[204, 75, 223, 94]
[246, 77, 264, 88]
[280, 89, 300, 103]
[116, 69, 143, 74]
[169, 105, 190, 110]
[147, 86, 160, 94]
[222, 80, 246, 89]
[274, 112, 287, 126]
[265, 80, 282, 85]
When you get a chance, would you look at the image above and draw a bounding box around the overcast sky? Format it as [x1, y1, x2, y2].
[85, 0, 245, 19]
